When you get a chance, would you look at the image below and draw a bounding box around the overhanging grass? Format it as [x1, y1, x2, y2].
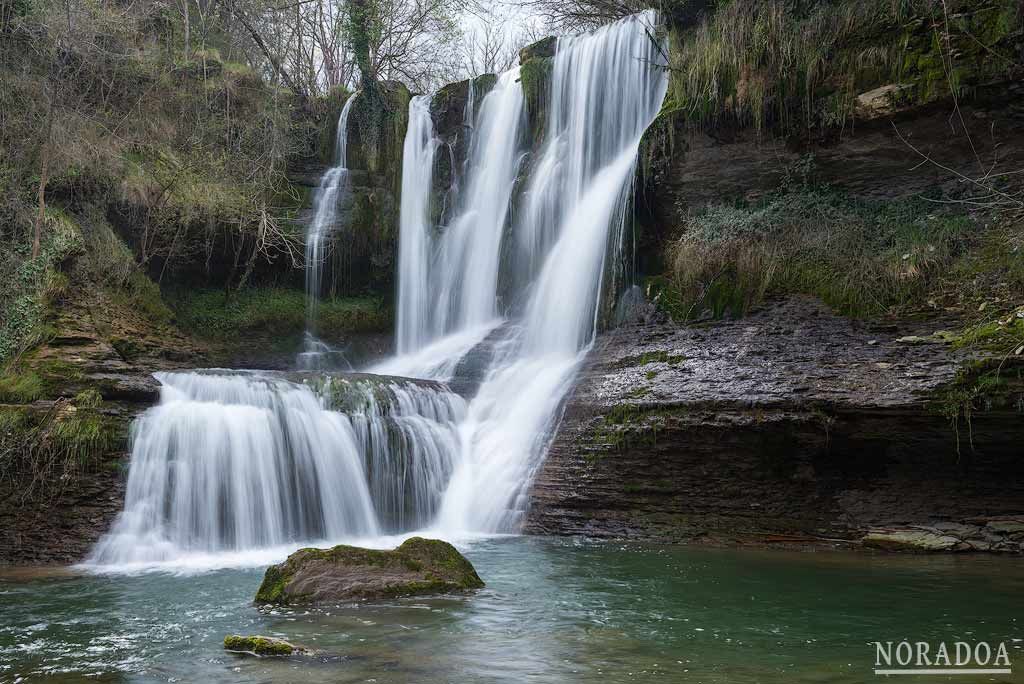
[0, 369, 45, 404]
[665, 0, 1022, 135]
[656, 189, 982, 319]
[0, 402, 123, 499]
[171, 287, 392, 340]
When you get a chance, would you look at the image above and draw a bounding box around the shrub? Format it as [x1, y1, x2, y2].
[658, 189, 975, 319]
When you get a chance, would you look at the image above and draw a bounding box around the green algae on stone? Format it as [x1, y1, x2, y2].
[255, 537, 484, 605]
[223, 635, 303, 657]
[519, 56, 553, 143]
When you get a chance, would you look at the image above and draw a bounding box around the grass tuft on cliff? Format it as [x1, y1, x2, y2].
[654, 188, 1023, 322]
[665, 0, 1022, 135]
[0, 401, 124, 501]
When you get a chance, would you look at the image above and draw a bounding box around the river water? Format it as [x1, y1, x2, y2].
[2, 538, 1021, 683]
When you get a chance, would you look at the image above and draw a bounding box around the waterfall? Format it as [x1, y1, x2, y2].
[88, 12, 666, 568]
[390, 11, 668, 531]
[298, 92, 358, 371]
[394, 71, 525, 357]
[395, 95, 439, 355]
[322, 376, 465, 531]
[88, 372, 464, 565]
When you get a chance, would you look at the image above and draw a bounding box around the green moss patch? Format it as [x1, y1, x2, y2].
[170, 288, 391, 341]
[520, 56, 553, 143]
[255, 537, 484, 605]
[223, 635, 299, 657]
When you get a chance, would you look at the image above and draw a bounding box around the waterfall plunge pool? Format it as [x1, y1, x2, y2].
[2, 537, 1021, 683]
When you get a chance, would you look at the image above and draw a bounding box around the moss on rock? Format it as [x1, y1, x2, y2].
[519, 35, 556, 62]
[170, 288, 391, 341]
[519, 56, 553, 143]
[665, 0, 1023, 137]
[255, 537, 484, 605]
[223, 634, 304, 657]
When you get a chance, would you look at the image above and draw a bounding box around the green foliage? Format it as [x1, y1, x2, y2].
[2, 0, 307, 299]
[937, 358, 1024, 454]
[656, 188, 976, 319]
[73, 389, 103, 409]
[665, 0, 1022, 135]
[0, 210, 83, 363]
[0, 402, 123, 500]
[49, 410, 120, 466]
[0, 369, 45, 403]
[171, 287, 391, 340]
[953, 315, 1024, 354]
[78, 211, 173, 324]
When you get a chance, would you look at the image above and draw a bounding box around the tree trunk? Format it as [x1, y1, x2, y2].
[225, 0, 304, 96]
[348, 0, 374, 90]
[181, 0, 191, 59]
[33, 102, 55, 260]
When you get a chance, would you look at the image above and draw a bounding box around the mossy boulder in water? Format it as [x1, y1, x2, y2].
[255, 537, 484, 605]
[223, 635, 309, 656]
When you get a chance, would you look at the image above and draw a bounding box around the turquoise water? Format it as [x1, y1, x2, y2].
[1, 537, 1021, 683]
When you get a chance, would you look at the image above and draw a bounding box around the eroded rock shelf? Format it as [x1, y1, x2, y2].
[525, 298, 1024, 551]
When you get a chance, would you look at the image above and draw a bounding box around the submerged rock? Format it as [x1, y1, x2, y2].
[223, 635, 309, 656]
[255, 537, 484, 605]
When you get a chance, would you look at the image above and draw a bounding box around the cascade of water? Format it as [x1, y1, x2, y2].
[299, 92, 358, 370]
[394, 71, 525, 359]
[390, 11, 668, 531]
[88, 371, 463, 565]
[395, 95, 440, 355]
[88, 12, 667, 569]
[322, 377, 466, 532]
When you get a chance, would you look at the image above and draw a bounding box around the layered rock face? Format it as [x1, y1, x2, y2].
[290, 80, 411, 299]
[0, 272, 204, 565]
[528, 0, 1024, 552]
[525, 298, 1024, 551]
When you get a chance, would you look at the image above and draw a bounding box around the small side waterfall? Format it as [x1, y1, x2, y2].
[298, 92, 358, 370]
